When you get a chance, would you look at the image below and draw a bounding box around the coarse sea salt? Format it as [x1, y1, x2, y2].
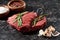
[0, 7, 9, 14]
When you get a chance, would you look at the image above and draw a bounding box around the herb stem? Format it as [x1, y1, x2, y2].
[33, 14, 47, 25]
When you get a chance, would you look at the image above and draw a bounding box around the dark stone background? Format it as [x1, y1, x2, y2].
[0, 0, 60, 40]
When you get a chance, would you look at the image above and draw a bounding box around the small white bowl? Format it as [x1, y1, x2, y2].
[0, 5, 10, 18]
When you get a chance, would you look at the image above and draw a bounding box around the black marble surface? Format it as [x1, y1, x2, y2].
[0, 0, 60, 40]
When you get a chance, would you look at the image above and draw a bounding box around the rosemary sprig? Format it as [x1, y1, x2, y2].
[33, 17, 38, 26]
[14, 12, 28, 26]
[16, 13, 22, 26]
[17, 17, 22, 26]
[17, 14, 22, 26]
[38, 14, 47, 20]
[33, 14, 47, 26]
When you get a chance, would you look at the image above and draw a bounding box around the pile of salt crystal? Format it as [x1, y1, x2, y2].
[0, 7, 9, 14]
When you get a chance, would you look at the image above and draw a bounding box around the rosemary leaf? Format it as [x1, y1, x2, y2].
[39, 14, 48, 20]
[19, 18, 22, 26]
[33, 14, 47, 25]
[14, 12, 26, 26]
[17, 15, 22, 26]
[33, 18, 38, 26]
[17, 18, 22, 26]
[17, 12, 28, 26]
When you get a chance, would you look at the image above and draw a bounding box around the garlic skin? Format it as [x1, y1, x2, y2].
[52, 31, 60, 37]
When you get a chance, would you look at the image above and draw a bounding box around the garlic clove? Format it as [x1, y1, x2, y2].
[38, 29, 44, 36]
[48, 25, 55, 32]
[38, 25, 60, 37]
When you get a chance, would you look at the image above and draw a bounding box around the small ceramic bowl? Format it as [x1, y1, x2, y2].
[7, 0, 26, 12]
[0, 5, 10, 18]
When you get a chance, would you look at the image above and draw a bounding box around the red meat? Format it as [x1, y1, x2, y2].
[7, 11, 46, 32]
[7, 12, 37, 32]
[32, 17, 46, 31]
[21, 12, 37, 32]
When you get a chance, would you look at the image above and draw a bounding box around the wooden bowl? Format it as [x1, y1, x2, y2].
[7, 0, 26, 12]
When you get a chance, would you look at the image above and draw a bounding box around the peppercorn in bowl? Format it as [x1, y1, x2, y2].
[7, 0, 26, 12]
